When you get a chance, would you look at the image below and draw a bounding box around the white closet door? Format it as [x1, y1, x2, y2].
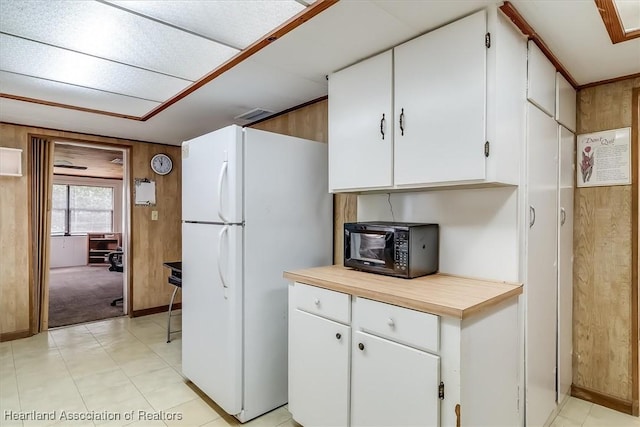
[525, 103, 558, 427]
[557, 125, 575, 403]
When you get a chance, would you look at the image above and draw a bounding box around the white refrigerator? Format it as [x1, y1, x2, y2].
[181, 125, 332, 423]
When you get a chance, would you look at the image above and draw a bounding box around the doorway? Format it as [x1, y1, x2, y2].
[47, 142, 130, 328]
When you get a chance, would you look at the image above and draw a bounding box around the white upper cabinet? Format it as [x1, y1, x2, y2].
[328, 7, 527, 193]
[329, 50, 393, 192]
[394, 10, 486, 186]
[556, 73, 577, 132]
[527, 41, 556, 117]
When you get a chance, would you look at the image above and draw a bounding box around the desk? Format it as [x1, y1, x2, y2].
[163, 261, 182, 343]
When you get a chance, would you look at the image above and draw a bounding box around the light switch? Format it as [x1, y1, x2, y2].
[151, 210, 158, 221]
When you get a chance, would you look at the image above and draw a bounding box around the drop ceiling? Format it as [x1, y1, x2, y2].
[1, 0, 639, 146]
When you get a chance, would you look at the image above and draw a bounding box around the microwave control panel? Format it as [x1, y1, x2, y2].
[394, 232, 409, 272]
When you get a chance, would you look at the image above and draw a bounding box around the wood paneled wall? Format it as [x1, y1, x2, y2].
[0, 123, 182, 338]
[130, 142, 182, 311]
[573, 77, 640, 404]
[250, 99, 357, 264]
[0, 124, 31, 338]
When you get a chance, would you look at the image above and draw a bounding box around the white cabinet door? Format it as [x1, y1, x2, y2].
[351, 331, 440, 427]
[556, 73, 576, 132]
[525, 103, 558, 427]
[394, 10, 487, 186]
[527, 41, 556, 117]
[289, 309, 350, 427]
[328, 50, 393, 191]
[558, 125, 575, 403]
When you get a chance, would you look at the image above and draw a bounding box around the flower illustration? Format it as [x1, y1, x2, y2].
[581, 146, 594, 183]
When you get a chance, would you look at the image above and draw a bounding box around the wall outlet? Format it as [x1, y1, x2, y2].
[151, 210, 158, 221]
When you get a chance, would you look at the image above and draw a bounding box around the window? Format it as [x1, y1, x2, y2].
[52, 184, 114, 234]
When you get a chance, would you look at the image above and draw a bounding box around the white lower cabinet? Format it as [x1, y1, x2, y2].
[288, 282, 520, 427]
[351, 331, 440, 426]
[289, 309, 350, 427]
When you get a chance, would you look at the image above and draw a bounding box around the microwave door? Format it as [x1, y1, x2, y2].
[351, 232, 387, 265]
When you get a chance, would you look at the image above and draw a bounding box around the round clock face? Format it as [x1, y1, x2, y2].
[151, 153, 173, 175]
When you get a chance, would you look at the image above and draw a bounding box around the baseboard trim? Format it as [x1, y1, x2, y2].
[571, 384, 635, 415]
[132, 303, 181, 318]
[0, 329, 31, 342]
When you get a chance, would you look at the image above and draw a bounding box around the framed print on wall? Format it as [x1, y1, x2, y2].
[576, 127, 631, 188]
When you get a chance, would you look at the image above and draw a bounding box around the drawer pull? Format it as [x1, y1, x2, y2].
[387, 318, 395, 328]
[313, 298, 320, 306]
[358, 343, 365, 351]
[336, 333, 342, 340]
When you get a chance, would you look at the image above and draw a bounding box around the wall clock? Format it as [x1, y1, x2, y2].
[150, 153, 173, 175]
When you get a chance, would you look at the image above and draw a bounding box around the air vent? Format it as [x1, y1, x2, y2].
[111, 158, 123, 164]
[234, 108, 274, 122]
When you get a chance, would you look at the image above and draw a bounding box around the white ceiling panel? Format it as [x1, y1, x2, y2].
[0, 34, 192, 101]
[511, 0, 640, 85]
[107, 0, 305, 49]
[250, 0, 418, 83]
[371, 0, 496, 32]
[0, 0, 240, 81]
[0, 71, 160, 117]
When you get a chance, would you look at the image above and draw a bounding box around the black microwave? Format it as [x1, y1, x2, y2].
[344, 222, 439, 279]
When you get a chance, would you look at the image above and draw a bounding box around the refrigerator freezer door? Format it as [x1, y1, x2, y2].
[182, 222, 243, 415]
[182, 125, 243, 223]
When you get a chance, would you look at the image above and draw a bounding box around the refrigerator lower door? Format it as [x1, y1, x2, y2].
[182, 222, 243, 415]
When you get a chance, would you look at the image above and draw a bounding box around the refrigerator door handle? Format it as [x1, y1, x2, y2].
[217, 161, 229, 223]
[218, 225, 229, 293]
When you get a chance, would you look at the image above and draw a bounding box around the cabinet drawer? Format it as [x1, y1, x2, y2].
[354, 297, 439, 353]
[292, 282, 351, 324]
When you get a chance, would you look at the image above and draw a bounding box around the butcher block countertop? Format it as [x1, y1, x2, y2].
[283, 265, 523, 319]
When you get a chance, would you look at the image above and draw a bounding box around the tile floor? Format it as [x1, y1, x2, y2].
[1, 312, 638, 427]
[0, 312, 295, 427]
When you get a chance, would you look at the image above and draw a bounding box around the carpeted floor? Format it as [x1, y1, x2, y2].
[48, 266, 124, 328]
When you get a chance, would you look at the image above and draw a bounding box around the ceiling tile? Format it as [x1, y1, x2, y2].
[0, 0, 239, 81]
[0, 34, 192, 101]
[0, 71, 161, 117]
[106, 0, 306, 49]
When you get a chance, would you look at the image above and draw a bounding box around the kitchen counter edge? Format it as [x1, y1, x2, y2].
[283, 265, 523, 319]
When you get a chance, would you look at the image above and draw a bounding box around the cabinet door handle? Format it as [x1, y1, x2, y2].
[560, 207, 566, 226]
[380, 113, 385, 140]
[358, 342, 365, 351]
[529, 206, 536, 228]
[399, 108, 405, 136]
[336, 333, 342, 340]
[387, 318, 395, 328]
[313, 298, 320, 306]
